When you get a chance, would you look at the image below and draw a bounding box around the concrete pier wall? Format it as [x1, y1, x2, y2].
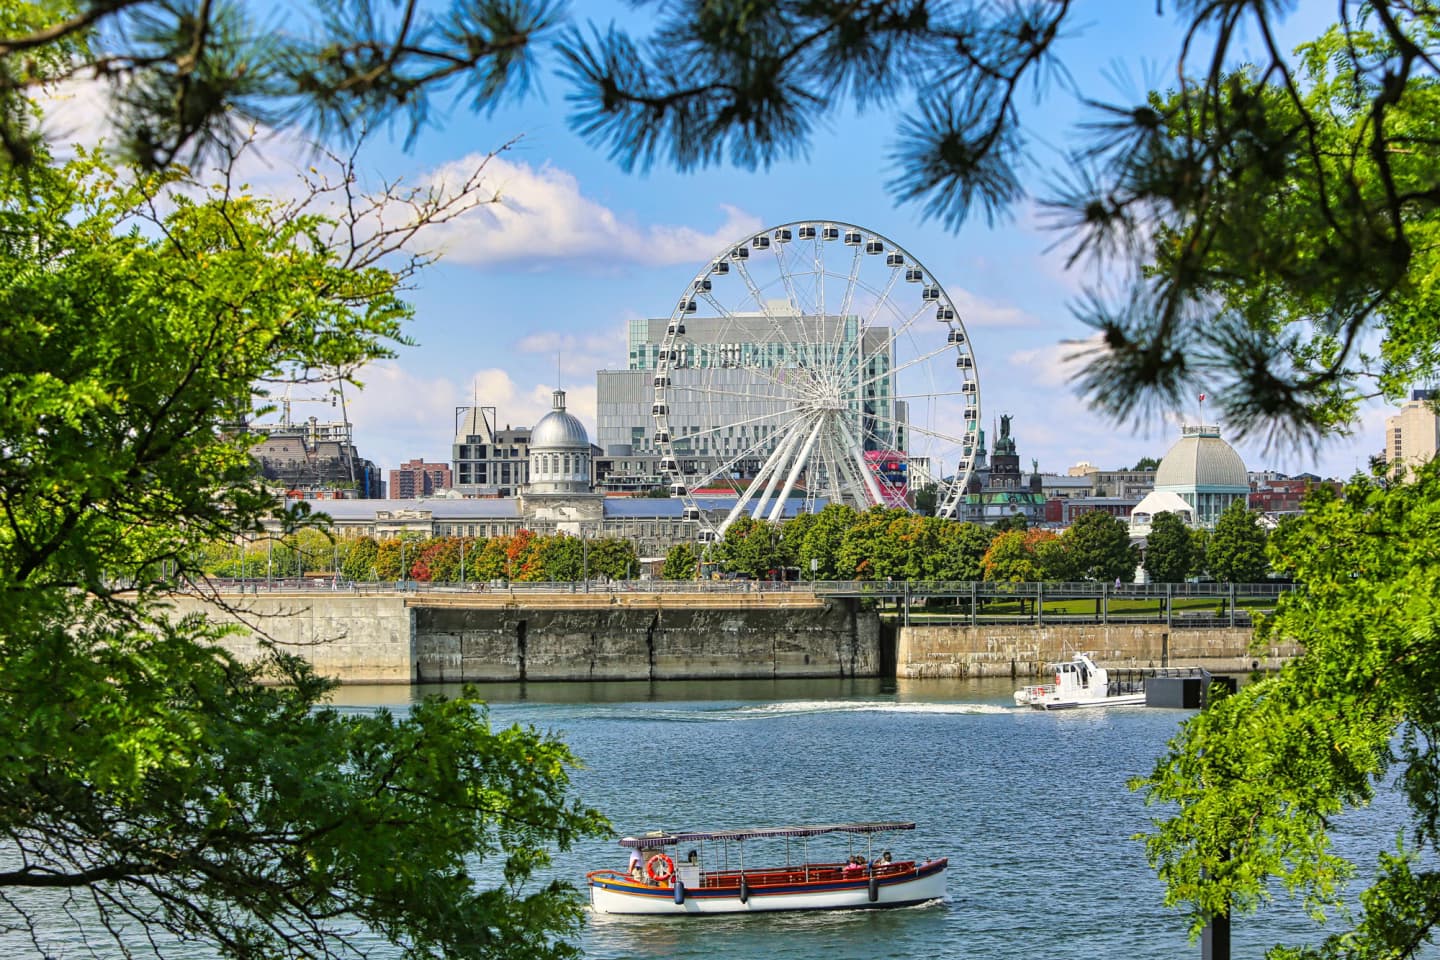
[897, 623, 1299, 679]
[166, 594, 417, 683]
[165, 592, 880, 683]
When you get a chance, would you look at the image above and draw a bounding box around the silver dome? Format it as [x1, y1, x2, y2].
[1154, 425, 1248, 490]
[530, 390, 590, 449]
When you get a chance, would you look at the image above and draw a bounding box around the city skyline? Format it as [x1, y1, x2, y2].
[48, 2, 1387, 482]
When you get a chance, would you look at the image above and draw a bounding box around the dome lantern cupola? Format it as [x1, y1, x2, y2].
[527, 389, 592, 495]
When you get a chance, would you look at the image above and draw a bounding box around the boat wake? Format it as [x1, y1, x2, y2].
[731, 700, 1012, 718]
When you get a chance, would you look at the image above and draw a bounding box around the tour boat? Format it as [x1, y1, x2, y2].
[1013, 651, 1146, 710]
[586, 821, 947, 915]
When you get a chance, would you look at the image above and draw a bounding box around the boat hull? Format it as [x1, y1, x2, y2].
[588, 858, 948, 915]
[1031, 692, 1146, 710]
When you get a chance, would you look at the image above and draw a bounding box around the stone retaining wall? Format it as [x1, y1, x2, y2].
[164, 592, 879, 683]
[897, 623, 1300, 679]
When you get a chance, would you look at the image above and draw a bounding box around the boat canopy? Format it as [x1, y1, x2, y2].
[617, 822, 915, 848]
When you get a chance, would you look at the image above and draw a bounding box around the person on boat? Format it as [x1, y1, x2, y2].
[627, 848, 642, 881]
[875, 850, 893, 870]
[842, 856, 864, 875]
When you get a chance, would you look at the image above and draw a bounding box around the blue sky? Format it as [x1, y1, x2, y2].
[58, 2, 1388, 482]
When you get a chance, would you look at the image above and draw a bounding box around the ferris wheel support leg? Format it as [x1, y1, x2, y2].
[749, 423, 806, 522]
[769, 418, 825, 523]
[723, 422, 802, 532]
[841, 420, 888, 508]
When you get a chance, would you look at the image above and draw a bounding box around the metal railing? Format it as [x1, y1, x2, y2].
[185, 576, 1290, 627]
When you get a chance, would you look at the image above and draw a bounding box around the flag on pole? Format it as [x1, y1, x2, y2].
[1198, 393, 1206, 403]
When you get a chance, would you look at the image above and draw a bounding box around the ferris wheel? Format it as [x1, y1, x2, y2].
[651, 220, 982, 542]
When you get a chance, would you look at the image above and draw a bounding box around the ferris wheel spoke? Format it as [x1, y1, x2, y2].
[853, 340, 956, 393]
[833, 290, 930, 390]
[685, 407, 809, 488]
[885, 389, 978, 401]
[731, 256, 806, 358]
[864, 410, 975, 452]
[672, 381, 794, 405]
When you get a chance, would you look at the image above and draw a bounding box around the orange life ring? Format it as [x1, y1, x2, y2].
[646, 853, 675, 882]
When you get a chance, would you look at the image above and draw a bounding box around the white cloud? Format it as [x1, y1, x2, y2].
[417, 155, 764, 267]
[513, 321, 629, 374]
[1005, 334, 1101, 388]
[949, 286, 1040, 328]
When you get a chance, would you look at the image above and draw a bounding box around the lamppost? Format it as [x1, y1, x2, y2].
[582, 526, 590, 593]
[459, 537, 466, 587]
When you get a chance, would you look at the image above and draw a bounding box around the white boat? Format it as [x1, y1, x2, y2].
[587, 821, 947, 915]
[1013, 651, 1146, 710]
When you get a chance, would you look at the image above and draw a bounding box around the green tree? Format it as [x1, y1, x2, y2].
[661, 542, 698, 580]
[0, 152, 606, 957]
[342, 536, 380, 582]
[1133, 456, 1161, 471]
[587, 536, 638, 581]
[1187, 528, 1211, 581]
[1133, 464, 1440, 956]
[1142, 512, 1194, 584]
[1061, 511, 1138, 584]
[930, 521, 992, 583]
[1206, 500, 1269, 584]
[794, 503, 857, 580]
[535, 534, 583, 582]
[711, 516, 784, 579]
[837, 508, 913, 581]
[980, 529, 1055, 584]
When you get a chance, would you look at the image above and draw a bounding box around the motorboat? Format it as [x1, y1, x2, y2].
[1013, 651, 1146, 710]
[586, 821, 947, 915]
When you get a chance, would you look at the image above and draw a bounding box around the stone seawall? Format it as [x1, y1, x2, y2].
[898, 623, 1300, 679]
[165, 592, 880, 683]
[413, 600, 878, 682]
[166, 594, 416, 683]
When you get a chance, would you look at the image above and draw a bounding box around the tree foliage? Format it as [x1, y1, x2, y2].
[1133, 464, 1440, 957]
[1058, 511, 1138, 584]
[1143, 512, 1195, 584]
[661, 542, 697, 580]
[1207, 500, 1270, 585]
[0, 151, 607, 958]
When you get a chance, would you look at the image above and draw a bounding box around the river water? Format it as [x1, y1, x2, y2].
[331, 676, 1419, 960]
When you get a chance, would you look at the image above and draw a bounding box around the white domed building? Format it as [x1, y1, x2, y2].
[1129, 424, 1249, 535]
[518, 389, 603, 529]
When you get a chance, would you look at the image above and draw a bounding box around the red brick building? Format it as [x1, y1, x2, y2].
[1247, 476, 1342, 514]
[388, 459, 453, 499]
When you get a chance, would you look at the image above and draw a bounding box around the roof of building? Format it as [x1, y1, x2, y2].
[1130, 490, 1195, 520]
[1154, 424, 1248, 491]
[531, 389, 590, 449]
[304, 498, 520, 520]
